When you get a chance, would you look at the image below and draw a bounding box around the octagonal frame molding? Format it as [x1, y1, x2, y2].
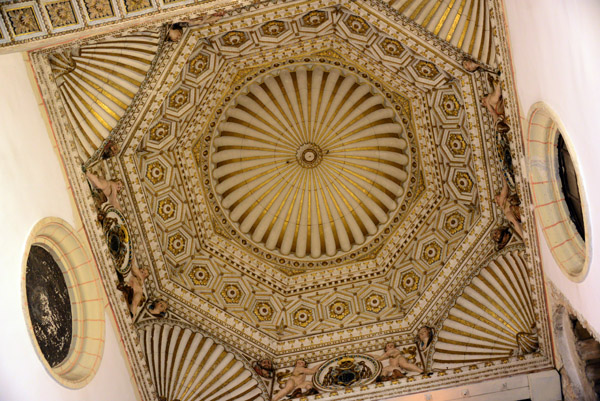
[526, 102, 591, 282]
[24, 1, 557, 395]
[21, 217, 105, 388]
[90, 2, 488, 346]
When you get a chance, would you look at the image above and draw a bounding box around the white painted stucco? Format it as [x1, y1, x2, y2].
[0, 52, 137, 401]
[504, 0, 600, 335]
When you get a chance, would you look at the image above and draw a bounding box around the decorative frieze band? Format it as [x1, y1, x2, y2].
[0, 0, 241, 52]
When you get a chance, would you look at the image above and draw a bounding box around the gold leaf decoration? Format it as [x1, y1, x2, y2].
[433, 250, 539, 369]
[389, 0, 496, 65]
[139, 324, 267, 401]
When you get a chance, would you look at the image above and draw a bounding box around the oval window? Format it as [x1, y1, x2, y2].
[527, 103, 589, 281]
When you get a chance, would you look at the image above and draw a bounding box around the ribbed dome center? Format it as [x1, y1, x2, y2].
[296, 143, 323, 168]
[210, 65, 410, 259]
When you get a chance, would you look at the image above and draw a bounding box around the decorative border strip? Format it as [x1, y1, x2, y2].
[0, 0, 243, 51]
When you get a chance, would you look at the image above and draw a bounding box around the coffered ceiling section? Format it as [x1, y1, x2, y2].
[0, 0, 243, 51]
[29, 0, 553, 398]
[113, 0, 496, 352]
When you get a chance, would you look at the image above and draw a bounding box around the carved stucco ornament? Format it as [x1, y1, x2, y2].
[313, 354, 382, 392]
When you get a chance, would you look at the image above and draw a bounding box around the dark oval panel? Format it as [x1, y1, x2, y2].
[557, 133, 585, 241]
[26, 245, 72, 367]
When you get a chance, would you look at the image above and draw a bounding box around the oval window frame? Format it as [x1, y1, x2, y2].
[21, 217, 105, 388]
[526, 102, 590, 282]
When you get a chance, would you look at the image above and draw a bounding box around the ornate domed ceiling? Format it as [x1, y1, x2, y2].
[28, 0, 554, 399]
[207, 64, 413, 263]
[209, 65, 410, 261]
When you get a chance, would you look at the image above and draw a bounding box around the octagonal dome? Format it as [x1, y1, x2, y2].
[210, 65, 410, 260]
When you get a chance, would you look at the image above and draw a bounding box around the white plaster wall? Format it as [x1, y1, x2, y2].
[0, 52, 137, 401]
[504, 0, 600, 333]
[385, 370, 560, 401]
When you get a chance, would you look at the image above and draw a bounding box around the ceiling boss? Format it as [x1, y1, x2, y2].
[207, 64, 412, 263]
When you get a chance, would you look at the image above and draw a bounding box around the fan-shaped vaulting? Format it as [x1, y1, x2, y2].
[389, 0, 495, 65]
[433, 249, 538, 369]
[140, 324, 267, 401]
[211, 65, 410, 259]
[49, 31, 160, 158]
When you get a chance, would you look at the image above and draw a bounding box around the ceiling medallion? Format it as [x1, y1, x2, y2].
[189, 265, 210, 286]
[400, 271, 419, 293]
[415, 60, 440, 79]
[207, 63, 412, 264]
[221, 284, 243, 303]
[221, 31, 248, 47]
[167, 232, 186, 256]
[253, 301, 274, 321]
[380, 38, 404, 57]
[296, 143, 323, 168]
[329, 300, 350, 320]
[421, 241, 442, 265]
[364, 293, 386, 313]
[345, 15, 369, 35]
[149, 122, 170, 142]
[168, 88, 189, 110]
[441, 94, 460, 117]
[443, 211, 465, 235]
[145, 161, 165, 184]
[447, 133, 467, 156]
[302, 10, 327, 27]
[293, 307, 314, 327]
[261, 21, 286, 37]
[189, 53, 209, 75]
[453, 171, 474, 193]
[157, 198, 176, 220]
